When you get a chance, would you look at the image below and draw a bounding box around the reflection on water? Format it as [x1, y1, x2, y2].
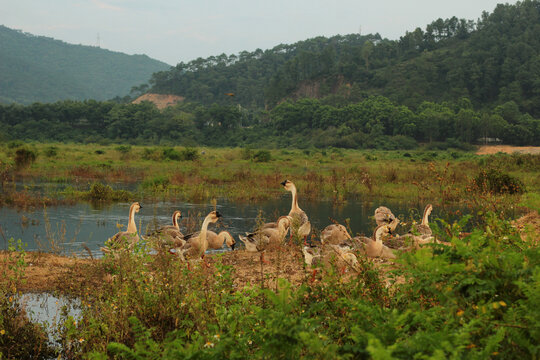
[19, 293, 81, 344]
[0, 197, 461, 258]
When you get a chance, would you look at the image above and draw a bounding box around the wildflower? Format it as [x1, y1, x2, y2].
[499, 301, 507, 307]
[78, 338, 85, 343]
[213, 334, 220, 340]
[248, 340, 253, 345]
[0, 330, 5, 335]
[204, 341, 215, 348]
[457, 309, 464, 317]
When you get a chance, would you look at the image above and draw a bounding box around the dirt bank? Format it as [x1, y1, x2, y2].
[2, 212, 538, 294]
[132, 93, 185, 109]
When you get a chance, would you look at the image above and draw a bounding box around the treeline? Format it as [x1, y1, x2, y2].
[147, 1, 540, 118]
[1, 96, 539, 148]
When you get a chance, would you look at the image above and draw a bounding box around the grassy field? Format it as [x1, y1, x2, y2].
[1, 143, 538, 212]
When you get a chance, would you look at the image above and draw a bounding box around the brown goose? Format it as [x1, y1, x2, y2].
[281, 180, 311, 241]
[239, 215, 291, 262]
[353, 224, 397, 259]
[176, 211, 222, 261]
[374, 206, 400, 232]
[101, 202, 142, 254]
[320, 223, 352, 245]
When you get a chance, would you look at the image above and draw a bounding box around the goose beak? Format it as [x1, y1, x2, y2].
[215, 211, 222, 218]
[280, 180, 287, 186]
[231, 242, 236, 250]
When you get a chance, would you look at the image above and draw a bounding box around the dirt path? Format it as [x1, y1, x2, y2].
[476, 145, 540, 155]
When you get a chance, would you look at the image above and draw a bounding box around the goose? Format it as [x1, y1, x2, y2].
[302, 245, 322, 267]
[329, 244, 361, 272]
[101, 202, 142, 254]
[374, 206, 400, 232]
[176, 211, 222, 261]
[184, 230, 235, 250]
[239, 215, 291, 262]
[320, 223, 352, 245]
[353, 224, 397, 259]
[412, 204, 433, 237]
[149, 210, 185, 249]
[281, 179, 311, 242]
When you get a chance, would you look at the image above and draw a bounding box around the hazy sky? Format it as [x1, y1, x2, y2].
[1, 0, 516, 66]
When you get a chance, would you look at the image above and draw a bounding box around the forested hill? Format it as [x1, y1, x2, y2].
[0, 25, 171, 104]
[148, 1, 540, 117]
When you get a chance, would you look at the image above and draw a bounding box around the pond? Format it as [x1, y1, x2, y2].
[0, 196, 460, 258]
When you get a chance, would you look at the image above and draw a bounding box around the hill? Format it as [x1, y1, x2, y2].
[147, 1, 540, 117]
[0, 25, 171, 104]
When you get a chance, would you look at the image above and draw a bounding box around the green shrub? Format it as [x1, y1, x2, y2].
[43, 146, 58, 158]
[253, 150, 272, 162]
[180, 147, 199, 161]
[14, 147, 37, 168]
[473, 168, 525, 194]
[162, 147, 182, 161]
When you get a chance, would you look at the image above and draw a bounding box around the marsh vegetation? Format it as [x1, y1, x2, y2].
[0, 143, 539, 359]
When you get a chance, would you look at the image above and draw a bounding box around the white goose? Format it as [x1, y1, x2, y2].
[281, 179, 311, 242]
[101, 202, 142, 254]
[176, 211, 222, 261]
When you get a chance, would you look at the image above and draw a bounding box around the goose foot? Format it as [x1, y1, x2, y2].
[310, 269, 318, 283]
[260, 252, 270, 264]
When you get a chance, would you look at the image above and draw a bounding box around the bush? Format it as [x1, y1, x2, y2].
[162, 148, 182, 161]
[14, 148, 37, 169]
[180, 147, 199, 161]
[473, 168, 525, 194]
[253, 150, 272, 162]
[82, 182, 133, 201]
[43, 146, 58, 158]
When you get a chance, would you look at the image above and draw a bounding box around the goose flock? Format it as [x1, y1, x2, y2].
[102, 180, 443, 269]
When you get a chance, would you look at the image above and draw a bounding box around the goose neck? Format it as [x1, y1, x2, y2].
[127, 205, 137, 233]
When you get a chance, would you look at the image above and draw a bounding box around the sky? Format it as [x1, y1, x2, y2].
[1, 0, 517, 66]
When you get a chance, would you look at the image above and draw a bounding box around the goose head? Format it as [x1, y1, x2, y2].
[222, 231, 236, 250]
[131, 202, 142, 213]
[281, 179, 295, 192]
[206, 210, 222, 224]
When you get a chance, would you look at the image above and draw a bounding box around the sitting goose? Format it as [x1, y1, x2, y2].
[176, 211, 222, 261]
[320, 223, 352, 245]
[101, 202, 142, 254]
[374, 206, 400, 232]
[281, 180, 311, 242]
[184, 230, 235, 250]
[411, 204, 433, 237]
[239, 216, 291, 262]
[353, 224, 397, 259]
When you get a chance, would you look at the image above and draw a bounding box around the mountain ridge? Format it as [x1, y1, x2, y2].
[0, 25, 171, 104]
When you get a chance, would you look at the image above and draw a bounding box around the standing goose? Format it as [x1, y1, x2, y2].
[353, 224, 396, 259]
[374, 206, 400, 232]
[184, 230, 235, 250]
[281, 180, 311, 242]
[320, 223, 352, 245]
[239, 216, 291, 262]
[102, 202, 142, 253]
[176, 211, 222, 261]
[150, 210, 185, 249]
